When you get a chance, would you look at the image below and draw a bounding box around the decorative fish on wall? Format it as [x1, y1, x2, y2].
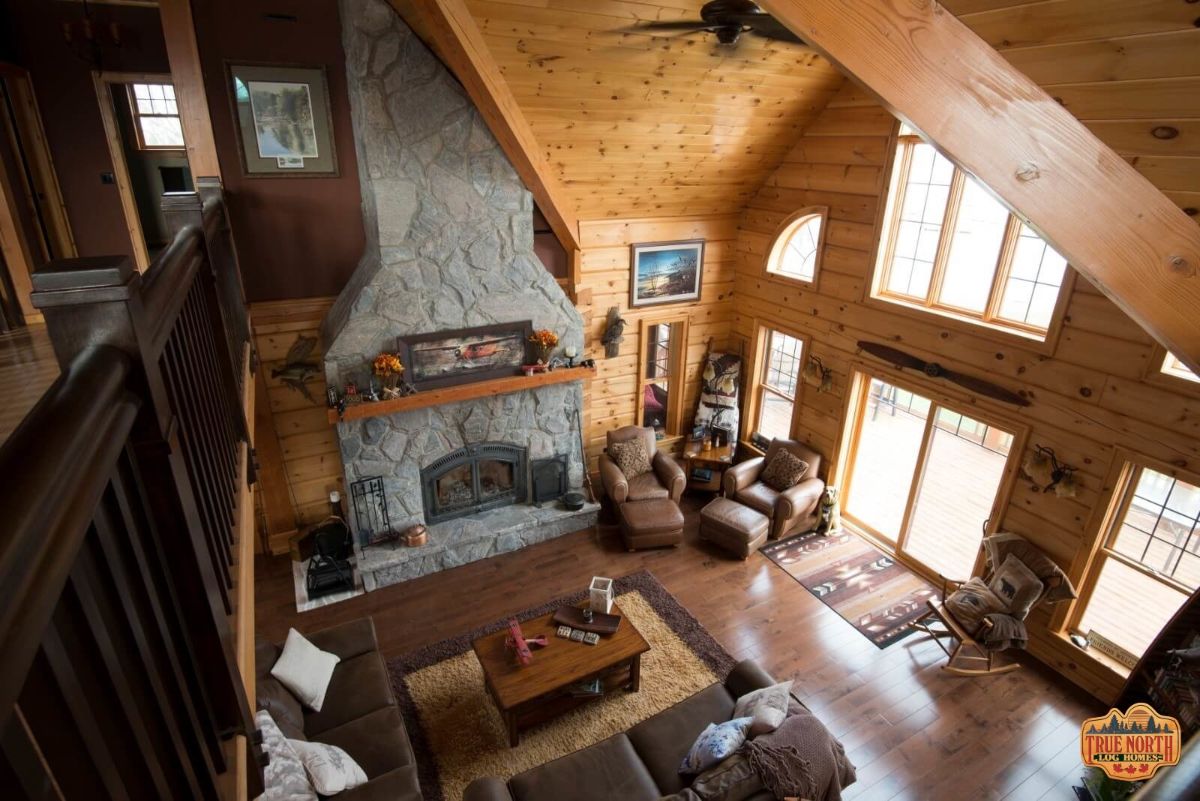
[272, 334, 321, 405]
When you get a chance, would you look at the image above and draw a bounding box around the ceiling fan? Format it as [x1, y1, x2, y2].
[620, 0, 805, 46]
[856, 341, 1031, 407]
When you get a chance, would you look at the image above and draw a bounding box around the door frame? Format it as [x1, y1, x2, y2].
[836, 365, 1030, 584]
[93, 70, 176, 271]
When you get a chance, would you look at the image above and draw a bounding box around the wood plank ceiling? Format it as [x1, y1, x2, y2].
[942, 0, 1200, 221]
[464, 0, 846, 220]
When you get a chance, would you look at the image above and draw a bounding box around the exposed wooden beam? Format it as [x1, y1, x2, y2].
[158, 0, 221, 179]
[389, 0, 581, 255]
[759, 0, 1200, 373]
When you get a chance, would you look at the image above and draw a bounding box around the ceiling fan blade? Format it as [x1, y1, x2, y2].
[741, 16, 806, 44]
[619, 20, 713, 33]
[857, 341, 928, 372]
[943, 371, 1031, 407]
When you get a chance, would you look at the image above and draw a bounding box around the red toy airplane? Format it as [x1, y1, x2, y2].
[504, 618, 548, 666]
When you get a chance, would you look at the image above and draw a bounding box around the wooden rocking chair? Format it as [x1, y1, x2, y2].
[913, 575, 1021, 676]
[911, 530, 1078, 676]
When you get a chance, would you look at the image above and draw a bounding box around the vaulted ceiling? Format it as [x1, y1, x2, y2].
[463, 0, 846, 220]
[943, 0, 1200, 221]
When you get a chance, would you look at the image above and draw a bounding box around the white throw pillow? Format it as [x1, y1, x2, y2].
[270, 628, 340, 712]
[255, 710, 317, 801]
[289, 740, 368, 795]
[732, 680, 794, 737]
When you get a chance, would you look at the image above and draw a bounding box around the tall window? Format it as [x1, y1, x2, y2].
[766, 208, 825, 284]
[1074, 464, 1200, 659]
[874, 130, 1068, 338]
[842, 375, 1016, 580]
[639, 319, 685, 435]
[1162, 352, 1199, 384]
[127, 83, 185, 149]
[754, 329, 803, 441]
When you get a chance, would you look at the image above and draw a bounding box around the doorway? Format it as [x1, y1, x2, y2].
[840, 373, 1021, 581]
[93, 72, 192, 268]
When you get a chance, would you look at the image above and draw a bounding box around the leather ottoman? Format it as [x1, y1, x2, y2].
[618, 498, 684, 551]
[699, 498, 770, 559]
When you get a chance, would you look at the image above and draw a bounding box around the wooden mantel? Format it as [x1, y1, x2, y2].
[327, 366, 595, 424]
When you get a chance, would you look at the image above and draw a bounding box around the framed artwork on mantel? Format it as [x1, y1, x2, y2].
[227, 63, 338, 177]
[397, 321, 534, 391]
[629, 239, 704, 308]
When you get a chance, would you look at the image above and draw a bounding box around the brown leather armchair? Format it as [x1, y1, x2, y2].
[723, 438, 824, 540]
[598, 425, 685, 507]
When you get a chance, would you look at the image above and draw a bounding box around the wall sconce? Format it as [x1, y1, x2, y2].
[1022, 444, 1079, 498]
[803, 355, 833, 393]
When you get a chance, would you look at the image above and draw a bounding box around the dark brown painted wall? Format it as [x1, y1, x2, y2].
[193, 1, 364, 303]
[2, 0, 170, 264]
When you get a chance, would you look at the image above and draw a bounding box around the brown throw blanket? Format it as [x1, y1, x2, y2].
[741, 703, 856, 801]
[979, 613, 1027, 651]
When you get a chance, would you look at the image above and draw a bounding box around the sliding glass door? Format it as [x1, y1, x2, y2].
[842, 376, 1016, 580]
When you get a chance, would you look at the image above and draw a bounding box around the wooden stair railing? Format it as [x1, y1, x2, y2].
[0, 183, 264, 799]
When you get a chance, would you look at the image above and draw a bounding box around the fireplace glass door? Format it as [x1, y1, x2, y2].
[478, 459, 515, 500]
[420, 442, 528, 524]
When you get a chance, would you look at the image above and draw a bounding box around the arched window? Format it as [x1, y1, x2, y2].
[766, 208, 826, 284]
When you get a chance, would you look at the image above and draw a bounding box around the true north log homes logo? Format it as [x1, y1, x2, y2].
[1080, 703, 1181, 781]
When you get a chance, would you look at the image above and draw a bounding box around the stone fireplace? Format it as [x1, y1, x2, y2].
[322, 0, 596, 589]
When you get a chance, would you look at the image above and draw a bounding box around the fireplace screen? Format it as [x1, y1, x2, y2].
[421, 443, 528, 525]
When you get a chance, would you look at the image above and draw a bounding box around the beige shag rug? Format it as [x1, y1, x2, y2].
[387, 570, 735, 801]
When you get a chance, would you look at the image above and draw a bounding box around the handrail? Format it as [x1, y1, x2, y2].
[0, 345, 136, 715]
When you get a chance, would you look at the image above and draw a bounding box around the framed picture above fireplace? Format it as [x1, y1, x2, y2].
[397, 321, 534, 390]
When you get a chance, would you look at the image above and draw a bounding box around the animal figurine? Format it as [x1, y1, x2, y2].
[601, 307, 627, 358]
[818, 486, 842, 536]
[504, 618, 547, 666]
[272, 334, 321, 404]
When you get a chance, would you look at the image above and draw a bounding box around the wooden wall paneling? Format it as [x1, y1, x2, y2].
[0, 130, 40, 322]
[757, 0, 1200, 375]
[158, 0, 222, 179]
[577, 213, 737, 472]
[733, 83, 1200, 701]
[249, 299, 342, 549]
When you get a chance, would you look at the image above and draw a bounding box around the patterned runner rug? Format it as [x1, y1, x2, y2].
[387, 570, 735, 801]
[761, 530, 936, 648]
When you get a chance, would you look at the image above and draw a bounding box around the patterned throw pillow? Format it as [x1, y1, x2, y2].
[256, 710, 317, 801]
[679, 717, 754, 775]
[289, 739, 368, 796]
[760, 449, 809, 492]
[988, 554, 1045, 619]
[609, 439, 652, 478]
[732, 679, 794, 737]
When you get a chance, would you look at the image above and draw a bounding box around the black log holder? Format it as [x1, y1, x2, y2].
[306, 517, 355, 599]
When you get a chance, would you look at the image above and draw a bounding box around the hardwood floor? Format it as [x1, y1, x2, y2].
[254, 495, 1101, 800]
[0, 325, 58, 445]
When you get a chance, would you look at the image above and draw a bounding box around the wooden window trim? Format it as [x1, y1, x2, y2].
[745, 320, 808, 443]
[1142, 342, 1200, 399]
[124, 82, 186, 152]
[1057, 451, 1200, 655]
[835, 364, 1028, 586]
[635, 314, 689, 438]
[762, 206, 828, 288]
[870, 134, 1073, 348]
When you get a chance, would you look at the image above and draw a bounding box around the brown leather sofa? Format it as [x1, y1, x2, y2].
[463, 660, 777, 801]
[599, 425, 686, 508]
[256, 618, 421, 801]
[723, 438, 825, 540]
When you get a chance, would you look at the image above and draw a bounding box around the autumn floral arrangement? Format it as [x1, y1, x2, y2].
[529, 329, 559, 364]
[373, 352, 405, 394]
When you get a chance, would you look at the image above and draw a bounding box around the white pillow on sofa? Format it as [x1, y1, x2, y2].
[270, 628, 340, 712]
[255, 710, 317, 801]
[732, 679, 794, 737]
[289, 739, 368, 795]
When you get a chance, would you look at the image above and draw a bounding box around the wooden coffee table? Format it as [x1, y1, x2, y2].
[472, 602, 650, 746]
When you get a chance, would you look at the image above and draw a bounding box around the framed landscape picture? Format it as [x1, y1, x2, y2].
[228, 63, 338, 177]
[630, 240, 704, 307]
[397, 321, 534, 390]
